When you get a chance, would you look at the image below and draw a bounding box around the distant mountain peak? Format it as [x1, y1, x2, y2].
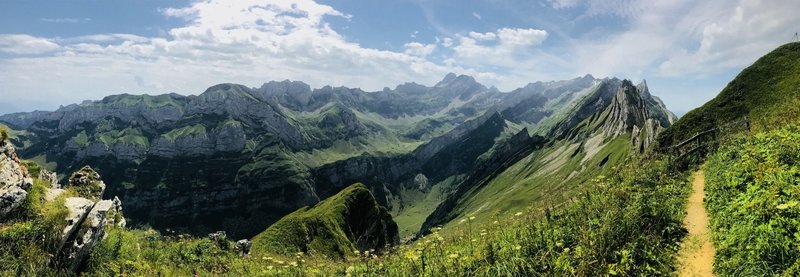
[434, 73, 477, 88]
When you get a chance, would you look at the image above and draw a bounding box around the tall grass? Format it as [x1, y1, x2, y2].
[706, 123, 800, 276]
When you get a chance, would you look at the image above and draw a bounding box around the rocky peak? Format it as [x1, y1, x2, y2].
[435, 73, 459, 87]
[602, 80, 648, 137]
[254, 80, 313, 108]
[600, 79, 674, 153]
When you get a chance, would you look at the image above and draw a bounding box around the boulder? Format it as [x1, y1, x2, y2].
[60, 197, 95, 246]
[236, 239, 252, 257]
[61, 200, 113, 272]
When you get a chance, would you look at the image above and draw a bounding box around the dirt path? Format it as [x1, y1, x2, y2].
[677, 170, 716, 276]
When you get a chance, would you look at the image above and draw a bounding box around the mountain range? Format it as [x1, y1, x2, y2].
[0, 73, 674, 239]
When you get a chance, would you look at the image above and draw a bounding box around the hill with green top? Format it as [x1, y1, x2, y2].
[251, 183, 398, 259]
[658, 42, 800, 149]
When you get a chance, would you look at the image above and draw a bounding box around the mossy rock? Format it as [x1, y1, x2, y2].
[251, 183, 399, 259]
[67, 166, 105, 200]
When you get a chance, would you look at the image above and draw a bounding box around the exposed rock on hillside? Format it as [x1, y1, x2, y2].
[58, 168, 124, 273]
[0, 138, 32, 219]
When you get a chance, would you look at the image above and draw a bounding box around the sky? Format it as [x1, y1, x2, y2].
[1, 0, 798, 116]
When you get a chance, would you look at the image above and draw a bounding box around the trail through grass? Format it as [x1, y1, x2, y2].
[677, 170, 715, 276]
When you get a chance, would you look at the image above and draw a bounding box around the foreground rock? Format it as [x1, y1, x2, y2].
[0, 138, 32, 219]
[57, 167, 124, 273]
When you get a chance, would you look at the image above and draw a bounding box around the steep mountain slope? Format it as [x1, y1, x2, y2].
[657, 42, 800, 149]
[251, 183, 398, 259]
[0, 74, 601, 238]
[420, 78, 675, 234]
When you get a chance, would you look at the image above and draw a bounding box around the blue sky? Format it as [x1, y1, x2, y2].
[1, 0, 798, 115]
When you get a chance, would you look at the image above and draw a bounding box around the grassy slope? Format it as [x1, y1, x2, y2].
[658, 42, 800, 148]
[80, 156, 689, 276]
[250, 183, 397, 259]
[705, 124, 800, 276]
[441, 134, 631, 231]
[0, 173, 72, 275]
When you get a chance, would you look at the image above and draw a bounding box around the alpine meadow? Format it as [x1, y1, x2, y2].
[1, 1, 799, 276]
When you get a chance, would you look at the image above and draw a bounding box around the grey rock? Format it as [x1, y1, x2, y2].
[61, 199, 113, 272]
[0, 140, 31, 219]
[208, 231, 227, 241]
[0, 186, 27, 219]
[61, 197, 95, 246]
[40, 168, 60, 189]
[236, 239, 252, 257]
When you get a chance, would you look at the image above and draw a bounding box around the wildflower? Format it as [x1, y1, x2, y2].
[514, 245, 522, 251]
[354, 250, 361, 255]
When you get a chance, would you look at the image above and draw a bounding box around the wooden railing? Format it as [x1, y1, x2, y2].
[669, 116, 750, 161]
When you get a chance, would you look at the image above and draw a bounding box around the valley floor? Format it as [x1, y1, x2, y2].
[677, 170, 715, 276]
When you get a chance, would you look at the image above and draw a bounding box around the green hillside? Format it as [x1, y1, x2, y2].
[250, 183, 398, 259]
[658, 42, 800, 149]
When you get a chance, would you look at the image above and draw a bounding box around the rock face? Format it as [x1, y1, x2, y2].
[0, 139, 32, 219]
[548, 78, 675, 153]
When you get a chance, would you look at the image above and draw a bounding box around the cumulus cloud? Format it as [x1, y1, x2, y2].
[0, 35, 60, 54]
[404, 42, 436, 57]
[448, 28, 549, 70]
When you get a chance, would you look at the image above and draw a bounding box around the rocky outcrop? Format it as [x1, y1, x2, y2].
[40, 168, 59, 189]
[58, 168, 125, 273]
[0, 139, 32, 219]
[601, 80, 674, 153]
[60, 199, 113, 272]
[67, 166, 106, 200]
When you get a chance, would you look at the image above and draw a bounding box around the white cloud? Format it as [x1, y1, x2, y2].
[0, 35, 60, 54]
[548, 0, 580, 9]
[449, 28, 549, 70]
[404, 42, 436, 57]
[472, 12, 482, 20]
[468, 31, 496, 41]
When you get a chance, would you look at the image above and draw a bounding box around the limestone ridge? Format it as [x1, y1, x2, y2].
[0, 137, 32, 219]
[604, 80, 675, 153]
[548, 78, 675, 153]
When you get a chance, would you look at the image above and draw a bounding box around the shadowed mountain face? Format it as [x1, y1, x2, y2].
[0, 73, 673, 238]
